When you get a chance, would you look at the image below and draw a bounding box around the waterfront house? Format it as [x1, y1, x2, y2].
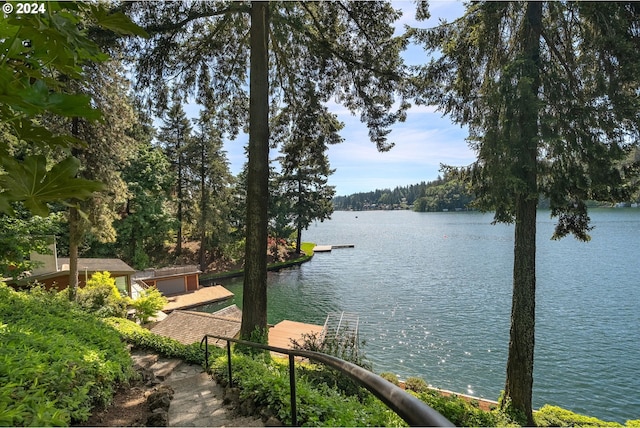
[133, 265, 201, 296]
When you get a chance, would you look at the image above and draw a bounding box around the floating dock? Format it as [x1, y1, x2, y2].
[268, 320, 324, 351]
[313, 244, 354, 253]
[162, 285, 234, 312]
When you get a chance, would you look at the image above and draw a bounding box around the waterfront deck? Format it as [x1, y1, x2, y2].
[162, 285, 233, 312]
[268, 320, 324, 351]
[312, 244, 354, 253]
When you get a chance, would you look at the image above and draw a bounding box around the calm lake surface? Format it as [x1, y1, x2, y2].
[200, 209, 640, 423]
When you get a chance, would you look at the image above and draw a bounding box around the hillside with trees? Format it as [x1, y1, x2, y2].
[333, 174, 475, 212]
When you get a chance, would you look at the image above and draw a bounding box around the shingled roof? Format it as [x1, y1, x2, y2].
[57, 258, 135, 274]
[150, 306, 242, 346]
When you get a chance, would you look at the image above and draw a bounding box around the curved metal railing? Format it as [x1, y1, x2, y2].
[200, 334, 453, 427]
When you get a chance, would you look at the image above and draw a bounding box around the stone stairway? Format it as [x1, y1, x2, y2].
[131, 350, 264, 427]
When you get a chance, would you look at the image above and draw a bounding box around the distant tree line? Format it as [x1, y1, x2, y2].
[335, 151, 640, 213]
[332, 174, 474, 212]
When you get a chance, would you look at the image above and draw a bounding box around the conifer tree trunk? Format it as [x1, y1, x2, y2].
[68, 117, 81, 301]
[240, 1, 270, 342]
[295, 176, 302, 254]
[199, 142, 207, 272]
[176, 127, 183, 256]
[68, 205, 80, 301]
[503, 3, 542, 425]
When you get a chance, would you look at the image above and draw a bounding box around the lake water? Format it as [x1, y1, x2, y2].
[200, 209, 640, 423]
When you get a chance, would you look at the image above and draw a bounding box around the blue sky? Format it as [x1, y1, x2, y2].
[179, 1, 472, 196]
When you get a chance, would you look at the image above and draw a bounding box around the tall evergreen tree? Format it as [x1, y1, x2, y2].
[126, 1, 409, 342]
[156, 97, 193, 257]
[412, 2, 640, 423]
[274, 84, 342, 253]
[188, 113, 234, 271]
[116, 142, 176, 269]
[61, 59, 137, 300]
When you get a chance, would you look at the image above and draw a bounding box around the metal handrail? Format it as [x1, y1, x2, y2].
[200, 334, 453, 427]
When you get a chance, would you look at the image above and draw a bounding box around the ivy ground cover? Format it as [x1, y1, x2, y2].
[0, 284, 133, 426]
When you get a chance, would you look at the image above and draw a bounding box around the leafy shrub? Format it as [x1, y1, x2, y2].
[103, 317, 216, 365]
[291, 330, 371, 398]
[380, 372, 400, 386]
[130, 287, 167, 324]
[76, 271, 128, 318]
[211, 353, 401, 427]
[404, 376, 428, 392]
[0, 283, 133, 426]
[415, 389, 514, 427]
[534, 405, 622, 427]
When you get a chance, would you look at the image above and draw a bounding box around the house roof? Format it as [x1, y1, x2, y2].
[57, 258, 135, 274]
[133, 265, 201, 281]
[7, 257, 135, 286]
[150, 306, 242, 346]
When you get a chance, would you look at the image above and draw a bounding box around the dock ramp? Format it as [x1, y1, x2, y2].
[320, 311, 360, 353]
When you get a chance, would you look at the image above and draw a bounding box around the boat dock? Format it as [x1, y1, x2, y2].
[162, 285, 234, 312]
[268, 320, 323, 350]
[313, 244, 354, 253]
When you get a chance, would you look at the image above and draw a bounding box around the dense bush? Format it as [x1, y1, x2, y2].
[103, 317, 215, 365]
[76, 271, 128, 318]
[404, 376, 429, 393]
[291, 330, 371, 398]
[129, 287, 167, 323]
[0, 283, 133, 426]
[380, 372, 400, 385]
[534, 405, 623, 427]
[415, 389, 514, 427]
[211, 353, 403, 427]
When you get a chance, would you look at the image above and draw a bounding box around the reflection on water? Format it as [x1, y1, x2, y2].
[197, 209, 640, 423]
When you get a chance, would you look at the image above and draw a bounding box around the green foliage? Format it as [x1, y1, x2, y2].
[0, 208, 64, 279]
[380, 372, 400, 386]
[291, 330, 371, 399]
[211, 353, 402, 427]
[414, 177, 474, 213]
[130, 287, 168, 324]
[300, 242, 315, 256]
[497, 391, 528, 426]
[0, 1, 146, 215]
[0, 156, 104, 217]
[0, 283, 133, 426]
[534, 405, 623, 427]
[76, 271, 128, 318]
[237, 327, 270, 356]
[103, 317, 214, 365]
[404, 376, 428, 393]
[415, 389, 515, 427]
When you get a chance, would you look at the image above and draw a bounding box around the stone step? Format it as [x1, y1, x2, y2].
[131, 351, 159, 369]
[150, 358, 183, 381]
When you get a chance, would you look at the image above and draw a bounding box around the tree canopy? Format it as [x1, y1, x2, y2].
[0, 2, 146, 215]
[126, 0, 411, 341]
[412, 1, 640, 423]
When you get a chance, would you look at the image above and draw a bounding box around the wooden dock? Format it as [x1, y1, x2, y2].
[268, 320, 323, 351]
[163, 285, 234, 312]
[312, 244, 354, 253]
